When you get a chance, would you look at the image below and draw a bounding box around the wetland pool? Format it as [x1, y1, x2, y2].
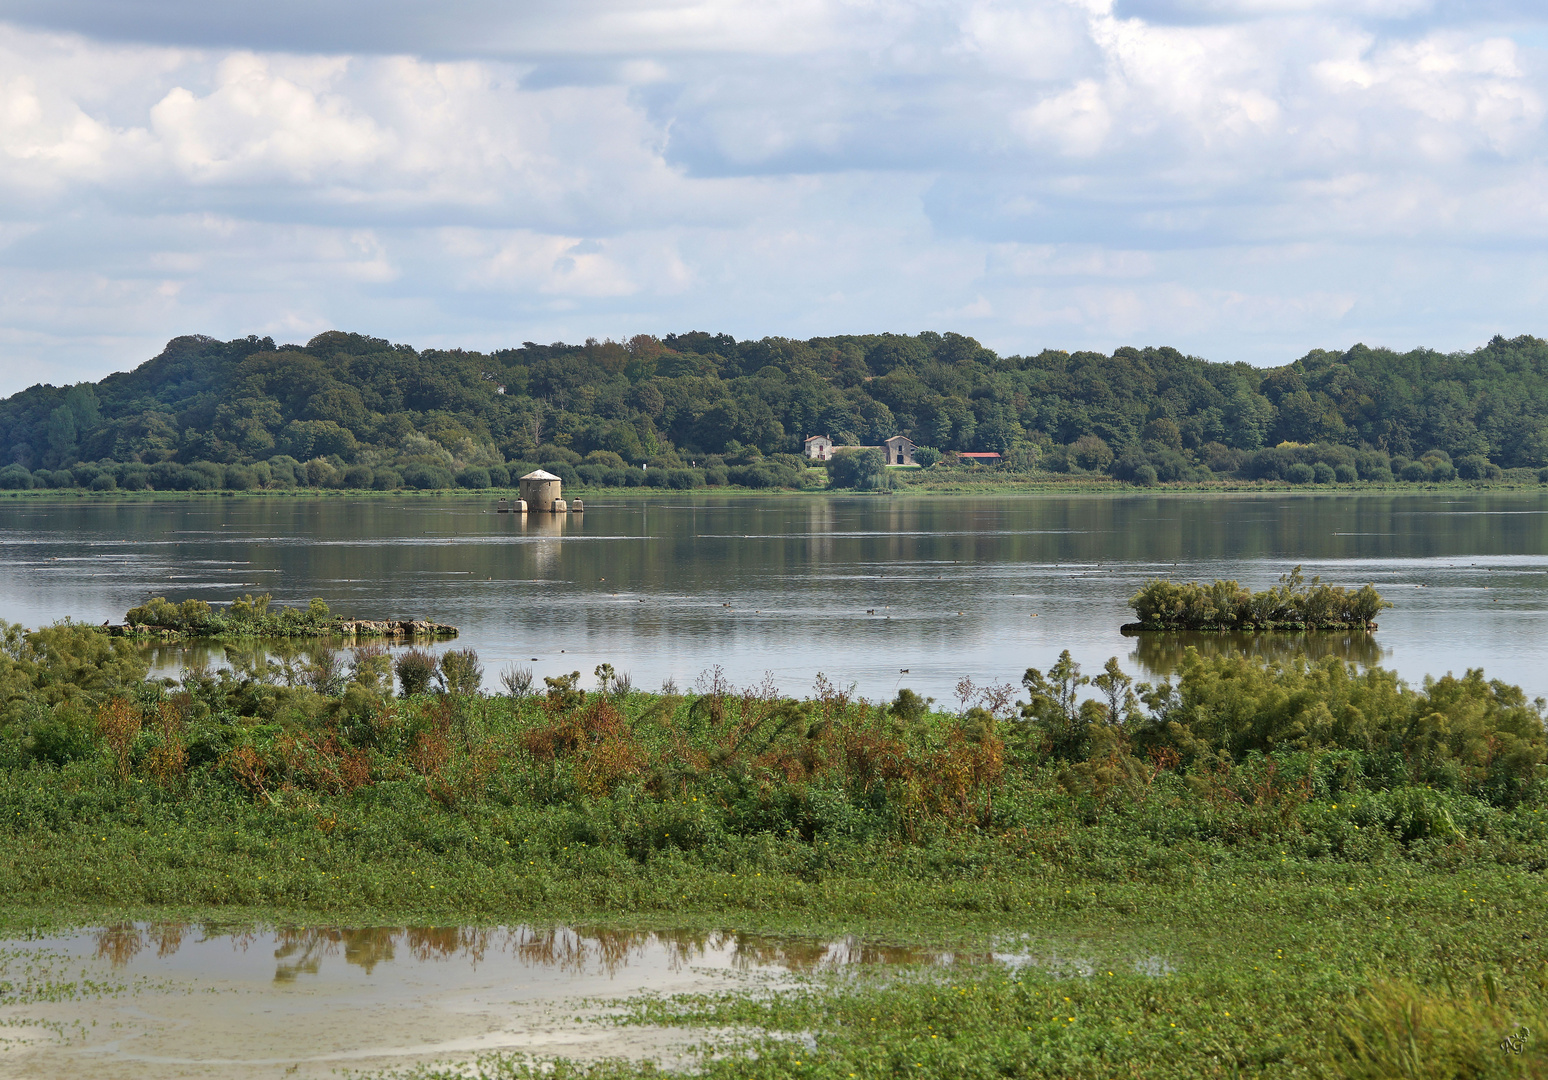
[0, 491, 1545, 700]
[0, 923, 1152, 1079]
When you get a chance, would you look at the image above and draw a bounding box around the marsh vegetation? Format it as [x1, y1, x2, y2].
[1, 610, 1546, 1076]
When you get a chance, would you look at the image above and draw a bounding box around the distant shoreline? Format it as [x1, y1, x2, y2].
[2, 476, 1546, 501]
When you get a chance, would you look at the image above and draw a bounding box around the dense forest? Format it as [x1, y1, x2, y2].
[2, 329, 1548, 491]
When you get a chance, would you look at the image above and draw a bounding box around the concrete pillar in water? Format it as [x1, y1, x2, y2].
[552, 498, 568, 512]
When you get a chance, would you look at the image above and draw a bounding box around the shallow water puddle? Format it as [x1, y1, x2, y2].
[0, 924, 1045, 1079]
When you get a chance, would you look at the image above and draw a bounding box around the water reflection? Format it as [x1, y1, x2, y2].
[144, 638, 424, 688]
[89, 923, 1063, 981]
[1127, 628, 1387, 681]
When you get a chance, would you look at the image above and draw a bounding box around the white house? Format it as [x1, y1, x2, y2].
[804, 435, 835, 461]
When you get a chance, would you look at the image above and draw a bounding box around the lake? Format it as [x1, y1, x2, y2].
[0, 491, 1545, 701]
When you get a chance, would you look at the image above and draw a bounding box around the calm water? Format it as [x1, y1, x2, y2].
[0, 923, 1157, 1078]
[0, 492, 1545, 700]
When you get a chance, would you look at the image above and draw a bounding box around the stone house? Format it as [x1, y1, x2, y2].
[883, 434, 918, 466]
[804, 435, 835, 461]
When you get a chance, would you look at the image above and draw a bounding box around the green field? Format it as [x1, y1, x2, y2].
[2, 623, 1546, 1077]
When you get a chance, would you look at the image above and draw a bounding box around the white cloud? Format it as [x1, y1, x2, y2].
[0, 1, 1544, 392]
[149, 55, 387, 183]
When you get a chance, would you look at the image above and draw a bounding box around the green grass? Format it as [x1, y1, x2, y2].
[5, 784, 1547, 1078]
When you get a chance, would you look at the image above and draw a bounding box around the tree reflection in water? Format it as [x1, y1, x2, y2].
[94, 923, 142, 967]
[88, 923, 1013, 980]
[1128, 629, 1386, 681]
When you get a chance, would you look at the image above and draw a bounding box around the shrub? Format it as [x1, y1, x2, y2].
[305, 459, 339, 487]
[1131, 463, 1158, 486]
[1286, 462, 1316, 484]
[371, 468, 401, 490]
[890, 688, 932, 722]
[912, 446, 942, 467]
[343, 465, 374, 488]
[27, 705, 95, 765]
[395, 649, 438, 696]
[402, 463, 453, 490]
[456, 467, 492, 489]
[1312, 462, 1336, 484]
[1454, 454, 1501, 481]
[126, 597, 180, 626]
[0, 465, 35, 489]
[147, 462, 182, 489]
[266, 456, 302, 486]
[1400, 461, 1429, 482]
[487, 464, 510, 487]
[827, 448, 888, 490]
[500, 665, 534, 698]
[1067, 435, 1114, 472]
[1334, 463, 1358, 483]
[437, 648, 484, 695]
[90, 473, 118, 491]
[188, 462, 224, 489]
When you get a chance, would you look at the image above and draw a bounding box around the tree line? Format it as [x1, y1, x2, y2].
[3, 329, 1548, 490]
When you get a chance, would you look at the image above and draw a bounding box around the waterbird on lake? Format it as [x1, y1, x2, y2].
[899, 668, 909, 674]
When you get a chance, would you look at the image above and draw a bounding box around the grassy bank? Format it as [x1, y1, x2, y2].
[1, 624, 1546, 1077]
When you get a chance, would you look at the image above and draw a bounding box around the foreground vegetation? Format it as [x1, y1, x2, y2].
[1, 618, 1546, 1077]
[6, 330, 1548, 496]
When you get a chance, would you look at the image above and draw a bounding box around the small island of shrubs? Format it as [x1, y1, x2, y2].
[1124, 566, 1390, 633]
[117, 593, 457, 642]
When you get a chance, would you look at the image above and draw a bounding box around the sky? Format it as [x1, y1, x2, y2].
[0, 0, 1546, 393]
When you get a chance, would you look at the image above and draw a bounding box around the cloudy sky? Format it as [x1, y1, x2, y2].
[0, 0, 1544, 392]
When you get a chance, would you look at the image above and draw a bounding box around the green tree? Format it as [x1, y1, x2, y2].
[827, 448, 889, 490]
